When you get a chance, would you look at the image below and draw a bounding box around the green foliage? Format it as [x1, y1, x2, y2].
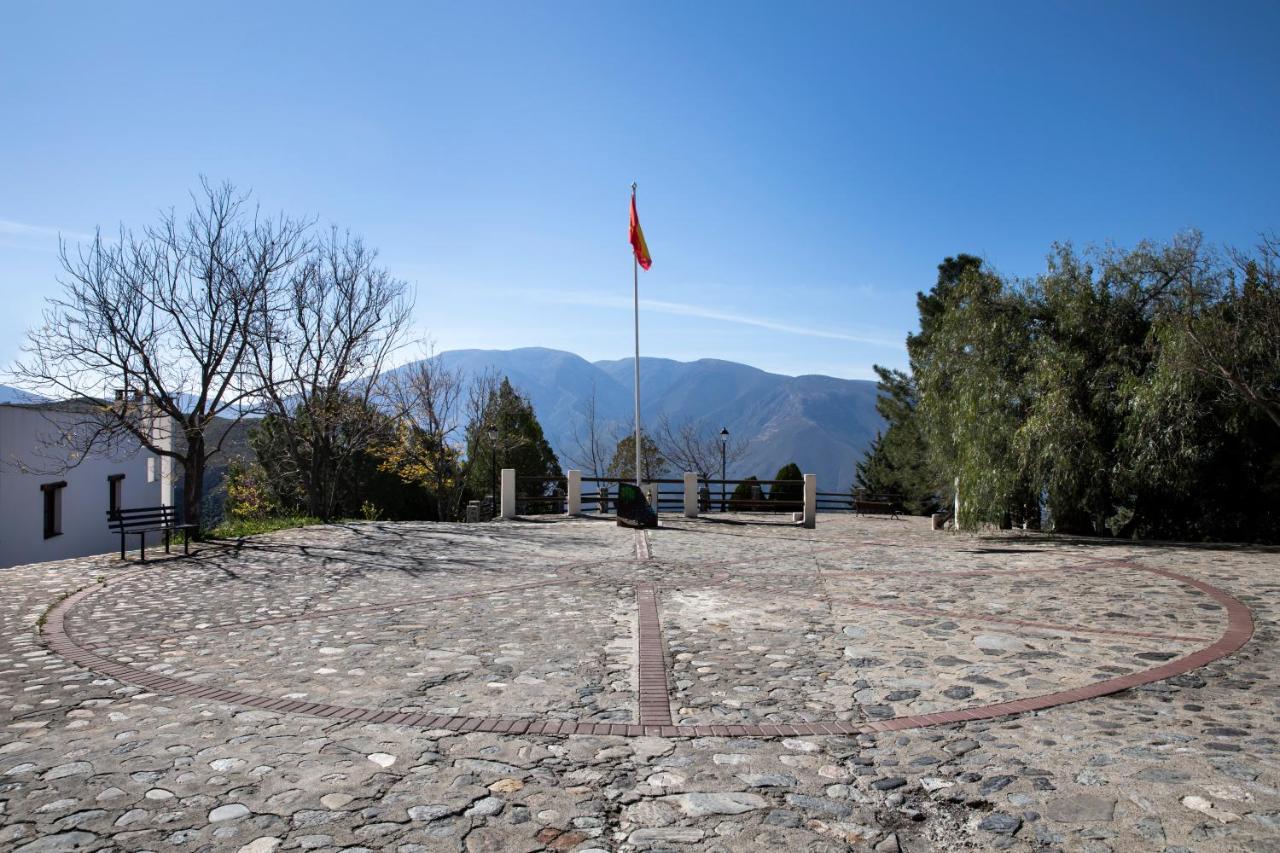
[769, 463, 804, 509]
[903, 233, 1280, 541]
[466, 378, 563, 501]
[606, 430, 668, 482]
[732, 473, 757, 502]
[731, 476, 762, 504]
[224, 458, 278, 521]
[250, 395, 434, 522]
[915, 261, 1035, 529]
[210, 515, 323, 539]
[855, 367, 940, 515]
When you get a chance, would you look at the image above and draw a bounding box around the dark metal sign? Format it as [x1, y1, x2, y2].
[616, 482, 658, 529]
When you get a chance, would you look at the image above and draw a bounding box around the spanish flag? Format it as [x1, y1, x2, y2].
[629, 191, 652, 271]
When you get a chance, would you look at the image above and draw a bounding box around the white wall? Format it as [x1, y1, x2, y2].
[0, 405, 165, 568]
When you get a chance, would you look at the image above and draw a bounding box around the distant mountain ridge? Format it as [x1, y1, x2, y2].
[412, 348, 883, 491]
[0, 385, 48, 405]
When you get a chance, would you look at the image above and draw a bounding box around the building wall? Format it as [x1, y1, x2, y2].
[0, 405, 167, 569]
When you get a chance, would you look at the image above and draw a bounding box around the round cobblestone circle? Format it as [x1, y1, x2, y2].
[41, 517, 1253, 738]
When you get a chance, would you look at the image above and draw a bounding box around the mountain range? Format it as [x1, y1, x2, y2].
[0, 385, 47, 405]
[420, 348, 884, 491]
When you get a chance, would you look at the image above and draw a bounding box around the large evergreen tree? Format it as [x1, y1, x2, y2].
[854, 367, 939, 515]
[769, 462, 804, 510]
[465, 378, 562, 502]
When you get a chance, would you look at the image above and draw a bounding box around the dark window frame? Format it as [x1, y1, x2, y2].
[41, 481, 67, 539]
[108, 473, 125, 515]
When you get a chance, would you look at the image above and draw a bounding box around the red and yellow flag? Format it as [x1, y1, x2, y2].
[629, 192, 652, 271]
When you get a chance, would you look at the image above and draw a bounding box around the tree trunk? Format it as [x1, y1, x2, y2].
[182, 440, 206, 537]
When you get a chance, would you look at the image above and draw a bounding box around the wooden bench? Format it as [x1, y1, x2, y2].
[853, 499, 901, 519]
[106, 506, 197, 561]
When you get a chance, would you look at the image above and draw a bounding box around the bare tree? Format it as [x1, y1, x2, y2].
[656, 414, 751, 480]
[7, 180, 309, 532]
[379, 345, 471, 520]
[248, 229, 412, 520]
[565, 381, 612, 477]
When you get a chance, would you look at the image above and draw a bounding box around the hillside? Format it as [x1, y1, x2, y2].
[417, 348, 883, 491]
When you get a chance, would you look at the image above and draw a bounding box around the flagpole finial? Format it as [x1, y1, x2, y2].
[631, 181, 637, 192]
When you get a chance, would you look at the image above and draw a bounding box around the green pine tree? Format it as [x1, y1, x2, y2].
[769, 462, 804, 511]
[465, 378, 563, 506]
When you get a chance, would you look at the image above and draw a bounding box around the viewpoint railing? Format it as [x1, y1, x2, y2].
[507, 473, 900, 520]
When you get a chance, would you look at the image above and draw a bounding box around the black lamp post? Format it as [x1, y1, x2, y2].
[487, 424, 498, 519]
[719, 427, 729, 512]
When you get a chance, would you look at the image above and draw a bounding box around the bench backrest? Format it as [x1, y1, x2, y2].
[107, 505, 180, 532]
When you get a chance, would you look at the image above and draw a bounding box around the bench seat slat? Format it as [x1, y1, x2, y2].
[107, 505, 194, 562]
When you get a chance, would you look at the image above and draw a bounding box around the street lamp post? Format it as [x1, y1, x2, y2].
[487, 425, 499, 520]
[719, 427, 729, 512]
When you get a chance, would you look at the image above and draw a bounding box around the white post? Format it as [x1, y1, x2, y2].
[802, 474, 817, 529]
[954, 476, 960, 531]
[683, 472, 698, 518]
[500, 468, 516, 519]
[566, 469, 582, 516]
[645, 483, 659, 512]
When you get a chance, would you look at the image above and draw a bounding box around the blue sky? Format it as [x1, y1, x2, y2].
[1, 2, 1277, 380]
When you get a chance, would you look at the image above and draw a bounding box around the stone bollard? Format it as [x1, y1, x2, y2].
[802, 474, 816, 529]
[466, 500, 481, 523]
[683, 472, 698, 518]
[932, 512, 947, 531]
[598, 486, 609, 514]
[500, 468, 516, 519]
[566, 469, 582, 516]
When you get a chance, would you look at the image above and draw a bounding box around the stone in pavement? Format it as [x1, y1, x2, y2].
[0, 515, 1275, 851]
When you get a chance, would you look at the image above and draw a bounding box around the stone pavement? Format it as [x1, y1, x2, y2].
[2, 514, 1278, 851]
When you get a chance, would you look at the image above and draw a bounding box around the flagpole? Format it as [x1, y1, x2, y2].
[632, 182, 642, 488]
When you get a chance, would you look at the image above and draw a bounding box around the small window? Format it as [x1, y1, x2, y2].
[108, 474, 125, 515]
[41, 481, 66, 539]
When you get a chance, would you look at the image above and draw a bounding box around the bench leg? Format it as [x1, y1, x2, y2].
[165, 529, 171, 554]
[120, 534, 126, 561]
[139, 532, 146, 563]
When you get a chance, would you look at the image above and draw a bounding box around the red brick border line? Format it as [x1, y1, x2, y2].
[635, 582, 674, 727]
[41, 562, 1253, 738]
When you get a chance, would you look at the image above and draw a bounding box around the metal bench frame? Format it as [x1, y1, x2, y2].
[853, 499, 901, 519]
[106, 505, 197, 561]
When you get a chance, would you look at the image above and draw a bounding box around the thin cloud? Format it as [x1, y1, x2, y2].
[536, 291, 905, 350]
[0, 219, 93, 245]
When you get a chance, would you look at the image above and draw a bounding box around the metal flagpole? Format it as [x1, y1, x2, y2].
[632, 182, 642, 488]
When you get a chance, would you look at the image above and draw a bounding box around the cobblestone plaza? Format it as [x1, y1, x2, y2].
[2, 515, 1277, 851]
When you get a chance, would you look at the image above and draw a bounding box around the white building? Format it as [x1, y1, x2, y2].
[0, 401, 172, 568]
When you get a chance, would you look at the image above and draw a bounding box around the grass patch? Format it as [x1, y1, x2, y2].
[210, 515, 324, 539]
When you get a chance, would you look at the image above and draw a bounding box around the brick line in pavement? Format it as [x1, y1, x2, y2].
[634, 582, 674, 727]
[41, 553, 1254, 738]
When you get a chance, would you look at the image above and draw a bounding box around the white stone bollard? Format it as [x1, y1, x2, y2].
[802, 474, 817, 529]
[645, 483, 659, 512]
[683, 472, 698, 518]
[500, 468, 516, 519]
[566, 470, 582, 516]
